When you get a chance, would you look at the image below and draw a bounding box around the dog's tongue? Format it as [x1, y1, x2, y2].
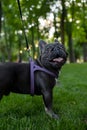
[53, 57, 63, 62]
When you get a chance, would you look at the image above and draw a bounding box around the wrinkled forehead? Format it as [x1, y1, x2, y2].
[45, 42, 64, 49]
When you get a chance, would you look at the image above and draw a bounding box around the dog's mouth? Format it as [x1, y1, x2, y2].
[50, 57, 65, 67]
[53, 57, 64, 63]
[50, 57, 64, 64]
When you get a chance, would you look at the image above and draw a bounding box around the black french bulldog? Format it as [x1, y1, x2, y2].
[0, 39, 67, 119]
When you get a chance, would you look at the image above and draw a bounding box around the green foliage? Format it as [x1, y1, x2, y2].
[1, 0, 54, 61]
[0, 0, 87, 61]
[0, 63, 87, 130]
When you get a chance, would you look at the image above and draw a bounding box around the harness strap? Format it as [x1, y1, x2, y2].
[30, 60, 58, 96]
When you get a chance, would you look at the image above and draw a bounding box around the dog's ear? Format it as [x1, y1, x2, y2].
[39, 40, 47, 54]
[54, 39, 58, 43]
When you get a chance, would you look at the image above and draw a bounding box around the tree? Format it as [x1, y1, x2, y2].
[60, 0, 66, 45]
[65, 0, 76, 62]
[81, 1, 87, 62]
[72, 0, 87, 62]
[1, 0, 87, 63]
[0, 1, 2, 34]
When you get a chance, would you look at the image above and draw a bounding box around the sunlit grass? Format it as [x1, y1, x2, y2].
[0, 63, 87, 130]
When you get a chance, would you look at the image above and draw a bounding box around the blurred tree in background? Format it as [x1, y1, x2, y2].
[0, 0, 87, 63]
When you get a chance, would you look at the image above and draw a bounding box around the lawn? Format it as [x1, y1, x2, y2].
[0, 63, 87, 130]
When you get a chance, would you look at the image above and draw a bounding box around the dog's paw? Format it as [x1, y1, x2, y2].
[52, 113, 59, 120]
[45, 107, 59, 120]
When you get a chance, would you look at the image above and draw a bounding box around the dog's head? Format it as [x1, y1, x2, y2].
[39, 39, 68, 71]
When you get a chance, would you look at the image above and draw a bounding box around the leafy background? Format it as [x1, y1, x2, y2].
[0, 0, 87, 62]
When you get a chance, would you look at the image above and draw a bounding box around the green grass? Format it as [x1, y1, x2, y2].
[0, 63, 87, 130]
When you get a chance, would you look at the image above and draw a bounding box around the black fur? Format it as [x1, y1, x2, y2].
[0, 40, 67, 119]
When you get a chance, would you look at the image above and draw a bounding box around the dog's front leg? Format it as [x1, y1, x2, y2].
[42, 90, 59, 119]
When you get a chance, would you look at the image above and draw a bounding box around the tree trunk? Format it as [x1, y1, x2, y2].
[54, 13, 58, 38]
[36, 20, 39, 56]
[3, 19, 12, 62]
[37, 19, 40, 41]
[8, 34, 12, 61]
[31, 26, 35, 58]
[60, 0, 66, 45]
[83, 42, 87, 62]
[68, 34, 75, 63]
[0, 1, 2, 34]
[18, 34, 22, 62]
